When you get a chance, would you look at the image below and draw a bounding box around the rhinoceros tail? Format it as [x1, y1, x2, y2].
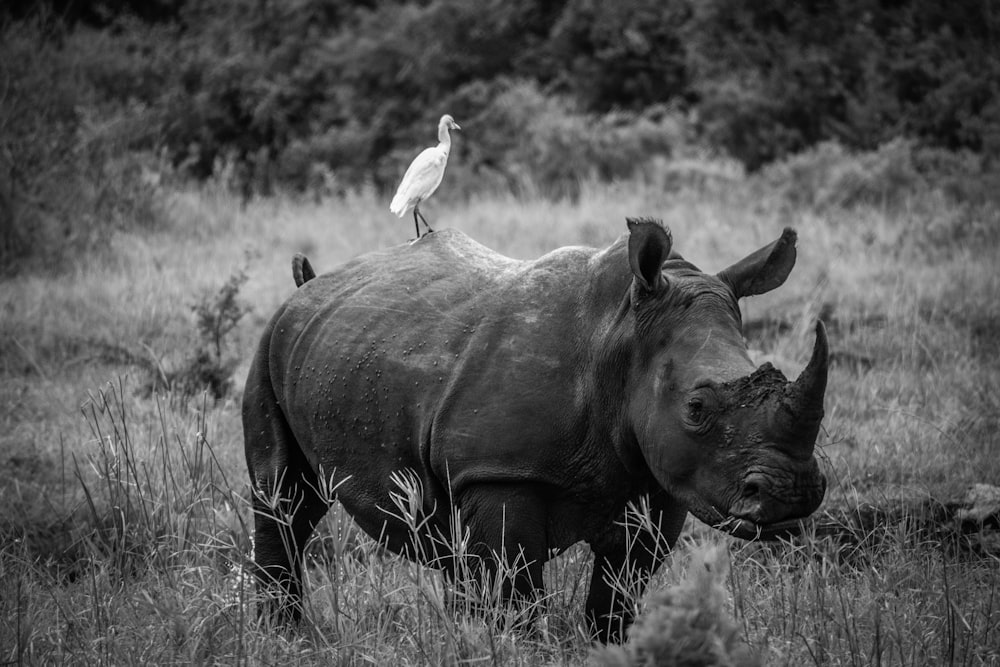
[292, 253, 316, 288]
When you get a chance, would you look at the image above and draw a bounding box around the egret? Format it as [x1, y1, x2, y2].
[389, 114, 461, 238]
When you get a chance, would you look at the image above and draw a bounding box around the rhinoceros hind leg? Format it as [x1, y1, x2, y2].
[244, 351, 328, 626]
[250, 466, 327, 627]
[585, 491, 687, 644]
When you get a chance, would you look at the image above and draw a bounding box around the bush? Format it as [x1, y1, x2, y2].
[140, 266, 250, 400]
[591, 545, 759, 667]
[4, 0, 998, 207]
[0, 20, 166, 275]
[759, 140, 920, 210]
[1, 20, 85, 271]
[454, 80, 687, 198]
[687, 0, 1000, 168]
[760, 138, 1000, 214]
[545, 0, 691, 111]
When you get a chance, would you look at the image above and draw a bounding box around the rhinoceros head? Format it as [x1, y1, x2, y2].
[623, 219, 827, 540]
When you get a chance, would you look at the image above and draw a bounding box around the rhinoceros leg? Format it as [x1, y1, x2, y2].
[585, 491, 688, 644]
[453, 483, 549, 620]
[249, 465, 327, 626]
[243, 346, 329, 626]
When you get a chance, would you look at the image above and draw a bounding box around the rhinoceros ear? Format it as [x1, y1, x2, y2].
[717, 227, 797, 298]
[627, 217, 672, 293]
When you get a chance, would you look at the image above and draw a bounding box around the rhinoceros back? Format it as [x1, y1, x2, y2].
[264, 230, 604, 504]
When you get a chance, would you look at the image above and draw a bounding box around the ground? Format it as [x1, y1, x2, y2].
[1, 168, 999, 665]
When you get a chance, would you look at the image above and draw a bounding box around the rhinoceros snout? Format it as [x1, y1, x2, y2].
[729, 469, 826, 526]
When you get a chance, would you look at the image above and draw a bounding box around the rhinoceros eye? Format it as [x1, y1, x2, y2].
[687, 397, 704, 421]
[683, 389, 717, 432]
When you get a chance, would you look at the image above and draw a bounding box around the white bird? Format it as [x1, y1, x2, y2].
[390, 114, 461, 238]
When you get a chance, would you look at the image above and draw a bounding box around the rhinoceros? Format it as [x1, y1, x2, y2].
[243, 219, 828, 642]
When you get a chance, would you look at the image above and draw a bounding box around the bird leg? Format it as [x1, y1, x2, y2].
[415, 206, 434, 234]
[412, 209, 421, 238]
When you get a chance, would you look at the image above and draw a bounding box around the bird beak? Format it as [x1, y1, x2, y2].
[454, 123, 462, 131]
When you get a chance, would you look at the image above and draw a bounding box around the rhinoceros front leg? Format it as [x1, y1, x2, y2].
[455, 483, 549, 623]
[585, 491, 688, 644]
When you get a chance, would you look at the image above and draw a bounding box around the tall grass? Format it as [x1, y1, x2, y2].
[1, 155, 999, 664]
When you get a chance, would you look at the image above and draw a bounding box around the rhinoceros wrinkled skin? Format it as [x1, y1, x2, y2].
[243, 218, 829, 642]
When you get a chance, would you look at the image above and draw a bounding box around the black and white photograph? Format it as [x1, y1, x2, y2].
[2, 1, 998, 664]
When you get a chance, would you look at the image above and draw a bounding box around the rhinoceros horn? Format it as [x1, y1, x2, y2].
[778, 320, 829, 454]
[798, 320, 829, 414]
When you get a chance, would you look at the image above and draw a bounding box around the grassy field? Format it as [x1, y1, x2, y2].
[1, 166, 999, 665]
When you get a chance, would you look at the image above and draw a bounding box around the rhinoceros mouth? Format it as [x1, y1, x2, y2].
[686, 496, 810, 541]
[710, 514, 807, 541]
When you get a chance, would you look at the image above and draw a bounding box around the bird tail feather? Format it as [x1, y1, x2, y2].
[389, 192, 409, 217]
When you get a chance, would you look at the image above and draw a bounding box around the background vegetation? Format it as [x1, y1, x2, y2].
[1, 1, 999, 664]
[2, 0, 999, 271]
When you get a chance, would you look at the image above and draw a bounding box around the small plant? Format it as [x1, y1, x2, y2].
[141, 265, 250, 399]
[182, 266, 250, 399]
[192, 266, 250, 367]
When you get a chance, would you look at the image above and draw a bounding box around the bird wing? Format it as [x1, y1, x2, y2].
[390, 146, 449, 216]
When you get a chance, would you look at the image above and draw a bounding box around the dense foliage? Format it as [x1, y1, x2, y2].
[686, 0, 1000, 168]
[2, 0, 998, 270]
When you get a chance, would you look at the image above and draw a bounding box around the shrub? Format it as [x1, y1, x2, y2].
[760, 139, 924, 211]
[687, 0, 1000, 168]
[142, 265, 250, 400]
[0, 19, 87, 271]
[760, 138, 1000, 216]
[5, 0, 998, 209]
[0, 19, 166, 275]
[182, 266, 250, 399]
[590, 544, 759, 667]
[455, 80, 687, 198]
